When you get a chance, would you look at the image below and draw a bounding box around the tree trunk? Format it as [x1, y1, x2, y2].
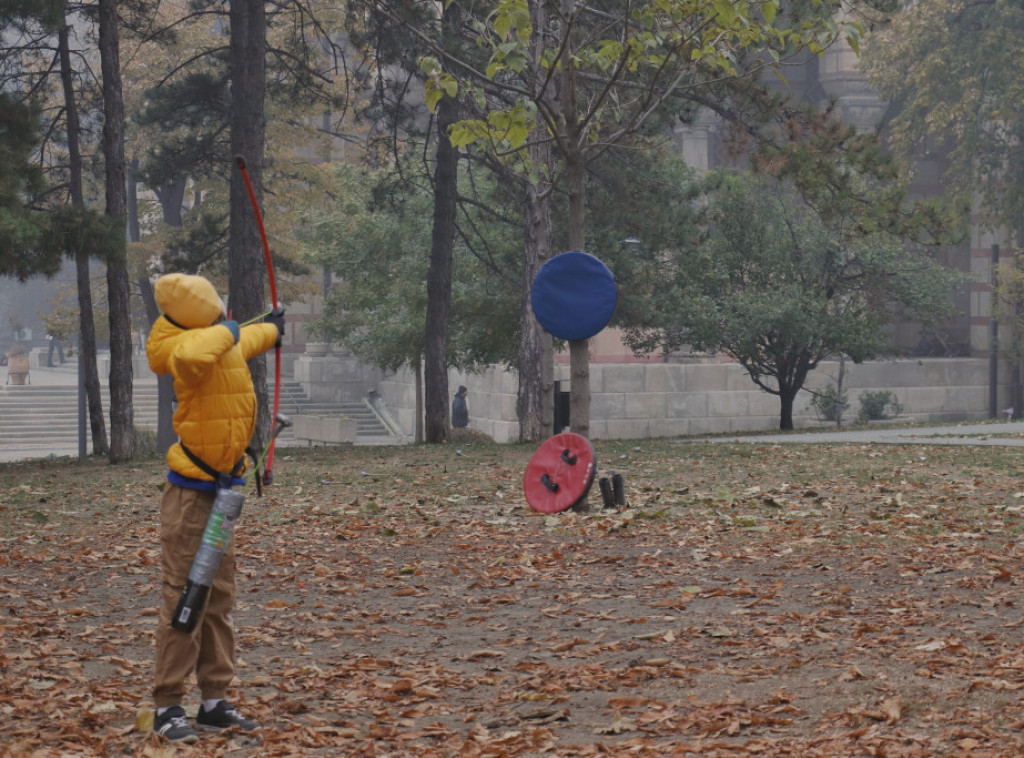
[779, 389, 796, 430]
[229, 0, 270, 451]
[558, 0, 591, 510]
[127, 157, 140, 243]
[557, 0, 591, 444]
[60, 23, 107, 456]
[128, 162, 175, 453]
[154, 178, 187, 226]
[518, 135, 554, 443]
[835, 354, 846, 427]
[415, 361, 424, 443]
[145, 176, 189, 454]
[100, 0, 134, 464]
[138, 274, 176, 452]
[519, 0, 555, 444]
[565, 153, 591, 444]
[778, 358, 812, 431]
[423, 39, 460, 444]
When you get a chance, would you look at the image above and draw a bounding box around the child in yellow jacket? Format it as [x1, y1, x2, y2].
[146, 273, 284, 742]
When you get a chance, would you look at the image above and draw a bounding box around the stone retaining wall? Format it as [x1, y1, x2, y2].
[376, 357, 1011, 443]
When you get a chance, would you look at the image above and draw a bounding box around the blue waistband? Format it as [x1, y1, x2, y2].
[167, 470, 245, 493]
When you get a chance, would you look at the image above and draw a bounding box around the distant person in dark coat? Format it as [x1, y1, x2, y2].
[452, 385, 469, 428]
[46, 334, 65, 367]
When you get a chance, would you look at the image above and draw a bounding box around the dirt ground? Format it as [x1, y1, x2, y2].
[4, 439, 1024, 756]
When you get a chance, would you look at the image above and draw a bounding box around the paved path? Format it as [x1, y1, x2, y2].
[708, 421, 1024, 447]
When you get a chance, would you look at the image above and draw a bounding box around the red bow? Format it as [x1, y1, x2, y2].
[236, 155, 282, 485]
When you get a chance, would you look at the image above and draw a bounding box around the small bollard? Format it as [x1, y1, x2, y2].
[612, 473, 626, 508]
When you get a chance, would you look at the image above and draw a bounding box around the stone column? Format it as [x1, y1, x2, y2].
[817, 34, 887, 132]
[672, 107, 720, 172]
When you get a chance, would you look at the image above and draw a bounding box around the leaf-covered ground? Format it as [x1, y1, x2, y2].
[4, 437, 1024, 756]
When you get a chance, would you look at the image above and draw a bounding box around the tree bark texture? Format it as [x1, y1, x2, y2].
[558, 0, 592, 510]
[228, 0, 270, 451]
[100, 0, 135, 463]
[518, 135, 554, 443]
[423, 74, 459, 444]
[60, 23, 106, 456]
[414, 362, 424, 444]
[138, 274, 177, 453]
[777, 356, 812, 431]
[518, 0, 555, 444]
[564, 141, 591, 443]
[127, 157, 139, 243]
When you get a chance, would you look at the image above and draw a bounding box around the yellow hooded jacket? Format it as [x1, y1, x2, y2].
[147, 273, 280, 481]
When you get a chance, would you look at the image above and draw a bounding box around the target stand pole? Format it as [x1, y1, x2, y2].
[568, 338, 591, 511]
[530, 251, 617, 514]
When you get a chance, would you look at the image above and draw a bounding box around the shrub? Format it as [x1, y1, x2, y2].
[451, 427, 494, 444]
[132, 426, 159, 457]
[857, 391, 902, 422]
[811, 384, 847, 423]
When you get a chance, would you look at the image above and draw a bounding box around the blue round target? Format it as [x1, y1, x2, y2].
[531, 251, 617, 341]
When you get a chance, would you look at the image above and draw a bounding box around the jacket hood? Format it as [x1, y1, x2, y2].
[154, 273, 227, 328]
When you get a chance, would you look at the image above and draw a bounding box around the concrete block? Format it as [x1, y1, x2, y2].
[486, 393, 517, 422]
[667, 393, 707, 418]
[747, 391, 779, 417]
[600, 365, 646, 394]
[293, 414, 357, 444]
[490, 421, 518, 443]
[625, 393, 667, 420]
[688, 417, 734, 436]
[650, 417, 690, 438]
[498, 371, 519, 395]
[945, 385, 986, 413]
[725, 365, 760, 392]
[897, 386, 944, 414]
[730, 416, 776, 434]
[643, 364, 685, 393]
[600, 418, 651, 440]
[593, 393, 627, 419]
[680, 364, 731, 392]
[708, 391, 747, 417]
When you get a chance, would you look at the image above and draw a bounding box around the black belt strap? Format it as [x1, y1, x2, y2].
[180, 442, 243, 486]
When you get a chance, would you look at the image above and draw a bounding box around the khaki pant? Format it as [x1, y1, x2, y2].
[153, 484, 237, 708]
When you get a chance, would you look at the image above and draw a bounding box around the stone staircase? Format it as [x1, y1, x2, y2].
[270, 380, 393, 441]
[0, 378, 393, 449]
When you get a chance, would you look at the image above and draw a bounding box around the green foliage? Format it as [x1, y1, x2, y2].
[577, 146, 703, 328]
[626, 169, 963, 427]
[861, 0, 1024, 237]
[992, 249, 1024, 363]
[47, 205, 125, 263]
[811, 383, 848, 423]
[0, 0, 64, 29]
[38, 284, 79, 343]
[299, 163, 522, 373]
[857, 390, 901, 422]
[135, 72, 230, 191]
[132, 426, 159, 457]
[0, 94, 62, 281]
[436, 0, 865, 164]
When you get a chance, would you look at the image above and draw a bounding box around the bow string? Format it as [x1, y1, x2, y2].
[235, 155, 282, 485]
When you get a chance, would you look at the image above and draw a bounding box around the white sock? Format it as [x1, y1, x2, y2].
[156, 706, 170, 717]
[202, 698, 224, 713]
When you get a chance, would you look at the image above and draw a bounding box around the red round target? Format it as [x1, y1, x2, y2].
[524, 433, 596, 513]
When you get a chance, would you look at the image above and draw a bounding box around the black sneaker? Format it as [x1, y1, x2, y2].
[196, 700, 261, 732]
[154, 705, 199, 743]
